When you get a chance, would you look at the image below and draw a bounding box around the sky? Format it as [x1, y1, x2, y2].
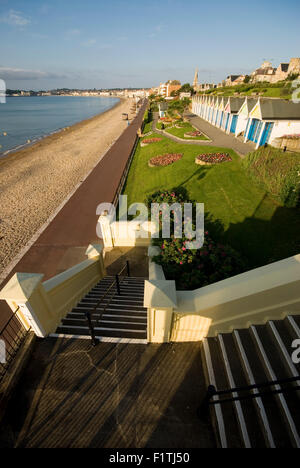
[0, 0, 299, 90]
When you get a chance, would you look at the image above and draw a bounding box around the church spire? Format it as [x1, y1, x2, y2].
[193, 68, 199, 90]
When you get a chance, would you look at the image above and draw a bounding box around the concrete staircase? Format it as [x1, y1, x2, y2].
[201, 315, 300, 448]
[52, 276, 147, 343]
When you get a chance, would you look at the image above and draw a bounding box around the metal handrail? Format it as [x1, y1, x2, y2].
[198, 376, 300, 419]
[85, 261, 130, 346]
[0, 307, 29, 383]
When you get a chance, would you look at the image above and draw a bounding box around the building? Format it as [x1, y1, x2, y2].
[180, 92, 191, 99]
[158, 101, 168, 118]
[251, 61, 277, 83]
[235, 98, 258, 137]
[250, 58, 300, 84]
[158, 80, 181, 98]
[193, 68, 199, 91]
[192, 95, 300, 149]
[225, 75, 245, 86]
[287, 58, 300, 76]
[273, 63, 290, 82]
[244, 98, 300, 148]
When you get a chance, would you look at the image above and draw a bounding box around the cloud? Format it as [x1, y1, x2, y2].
[149, 23, 165, 38]
[82, 39, 97, 47]
[0, 9, 31, 27]
[0, 67, 67, 81]
[65, 29, 81, 38]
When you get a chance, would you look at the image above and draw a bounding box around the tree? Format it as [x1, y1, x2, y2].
[179, 83, 194, 94]
[244, 75, 251, 83]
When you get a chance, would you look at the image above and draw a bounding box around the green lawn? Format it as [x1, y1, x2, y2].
[123, 133, 300, 269]
[165, 122, 210, 140]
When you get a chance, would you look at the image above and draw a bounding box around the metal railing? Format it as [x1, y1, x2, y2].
[198, 376, 300, 419]
[0, 307, 29, 384]
[85, 261, 130, 346]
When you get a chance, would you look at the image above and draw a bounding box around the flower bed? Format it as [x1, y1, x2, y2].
[184, 130, 203, 138]
[141, 137, 162, 147]
[148, 153, 183, 167]
[280, 134, 300, 140]
[195, 153, 232, 165]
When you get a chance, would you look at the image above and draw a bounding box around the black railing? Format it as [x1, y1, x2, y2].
[198, 376, 300, 419]
[0, 307, 29, 384]
[85, 261, 130, 346]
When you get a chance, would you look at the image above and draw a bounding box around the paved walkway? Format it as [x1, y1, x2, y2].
[186, 113, 255, 157]
[152, 112, 254, 157]
[0, 338, 215, 448]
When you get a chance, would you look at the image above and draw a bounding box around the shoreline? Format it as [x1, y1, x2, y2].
[0, 97, 123, 163]
[0, 96, 135, 275]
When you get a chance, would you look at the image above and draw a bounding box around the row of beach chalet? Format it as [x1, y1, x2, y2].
[192, 95, 300, 149]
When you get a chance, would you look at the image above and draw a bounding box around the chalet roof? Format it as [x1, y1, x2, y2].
[278, 63, 289, 73]
[254, 67, 276, 75]
[246, 98, 258, 112]
[260, 99, 300, 120]
[228, 97, 245, 113]
[227, 75, 241, 81]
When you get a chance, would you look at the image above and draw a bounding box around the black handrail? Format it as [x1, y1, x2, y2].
[0, 307, 29, 384]
[85, 261, 130, 346]
[198, 376, 300, 419]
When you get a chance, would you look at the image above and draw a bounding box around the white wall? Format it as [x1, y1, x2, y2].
[269, 120, 300, 144]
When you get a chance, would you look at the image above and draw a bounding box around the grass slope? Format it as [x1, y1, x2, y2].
[123, 133, 300, 269]
[165, 123, 209, 140]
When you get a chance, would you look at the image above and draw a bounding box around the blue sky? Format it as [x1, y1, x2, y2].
[0, 0, 299, 90]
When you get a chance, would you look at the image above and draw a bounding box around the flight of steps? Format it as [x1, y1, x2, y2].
[201, 315, 300, 448]
[52, 276, 147, 343]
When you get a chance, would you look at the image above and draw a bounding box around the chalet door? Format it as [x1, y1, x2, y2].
[230, 115, 238, 133]
[260, 122, 274, 145]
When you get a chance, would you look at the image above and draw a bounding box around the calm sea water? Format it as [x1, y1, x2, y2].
[0, 95, 120, 156]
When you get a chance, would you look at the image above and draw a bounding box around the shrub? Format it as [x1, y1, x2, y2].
[147, 189, 246, 290]
[243, 147, 300, 207]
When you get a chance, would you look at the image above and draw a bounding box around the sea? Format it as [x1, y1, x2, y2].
[0, 95, 120, 156]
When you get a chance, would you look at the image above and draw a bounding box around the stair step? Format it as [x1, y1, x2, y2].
[56, 325, 147, 340]
[61, 317, 146, 330]
[72, 306, 147, 315]
[204, 338, 243, 448]
[219, 333, 267, 448]
[201, 339, 227, 448]
[89, 286, 144, 296]
[233, 330, 276, 448]
[251, 325, 300, 448]
[267, 321, 300, 378]
[80, 297, 144, 306]
[49, 333, 147, 345]
[67, 312, 147, 323]
[86, 292, 144, 300]
[285, 315, 300, 340]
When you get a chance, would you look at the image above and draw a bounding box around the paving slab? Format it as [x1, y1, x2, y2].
[0, 338, 215, 448]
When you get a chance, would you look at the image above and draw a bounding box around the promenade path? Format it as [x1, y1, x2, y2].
[0, 101, 147, 324]
[152, 112, 254, 157]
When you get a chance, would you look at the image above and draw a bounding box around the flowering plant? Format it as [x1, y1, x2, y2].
[185, 130, 202, 137]
[147, 189, 245, 290]
[281, 134, 300, 140]
[196, 153, 232, 164]
[142, 138, 162, 144]
[149, 153, 183, 167]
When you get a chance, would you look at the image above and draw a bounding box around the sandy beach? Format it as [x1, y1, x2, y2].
[0, 97, 135, 276]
